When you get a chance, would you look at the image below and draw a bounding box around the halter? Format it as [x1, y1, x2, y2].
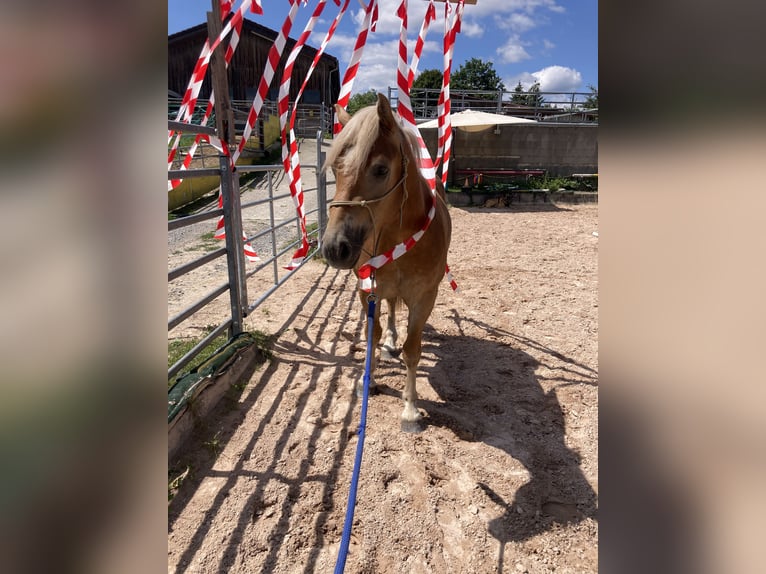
[328, 142, 409, 212]
[327, 142, 411, 269]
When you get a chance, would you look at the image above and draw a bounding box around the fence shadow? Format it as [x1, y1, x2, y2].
[376, 311, 598, 572]
[168, 265, 363, 574]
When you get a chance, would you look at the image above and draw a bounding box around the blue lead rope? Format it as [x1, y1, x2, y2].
[334, 294, 377, 574]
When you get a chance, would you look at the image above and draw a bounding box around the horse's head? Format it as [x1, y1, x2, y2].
[321, 94, 411, 269]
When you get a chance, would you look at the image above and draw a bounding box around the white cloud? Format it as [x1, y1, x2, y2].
[542, 38, 555, 51]
[460, 20, 484, 38]
[503, 72, 537, 91]
[496, 12, 537, 33]
[532, 65, 583, 92]
[497, 35, 531, 64]
[460, 0, 565, 19]
[503, 65, 583, 99]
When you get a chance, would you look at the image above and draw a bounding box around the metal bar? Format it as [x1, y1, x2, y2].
[168, 247, 226, 282]
[168, 319, 232, 380]
[168, 120, 217, 136]
[234, 164, 283, 173]
[168, 281, 230, 331]
[316, 130, 327, 250]
[168, 168, 222, 179]
[207, 5, 246, 338]
[246, 246, 320, 314]
[168, 208, 223, 231]
[267, 170, 279, 285]
[240, 191, 293, 210]
[220, 155, 247, 336]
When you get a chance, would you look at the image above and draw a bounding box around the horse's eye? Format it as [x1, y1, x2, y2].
[372, 164, 389, 179]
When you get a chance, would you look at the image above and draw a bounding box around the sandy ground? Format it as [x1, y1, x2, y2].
[168, 141, 598, 573]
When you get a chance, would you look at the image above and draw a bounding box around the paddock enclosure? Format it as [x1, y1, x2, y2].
[168, 191, 598, 573]
[169, 1, 597, 571]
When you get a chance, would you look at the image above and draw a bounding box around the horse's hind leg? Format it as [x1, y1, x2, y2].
[400, 291, 436, 432]
[381, 297, 398, 359]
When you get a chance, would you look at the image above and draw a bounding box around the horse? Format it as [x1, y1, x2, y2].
[321, 93, 452, 432]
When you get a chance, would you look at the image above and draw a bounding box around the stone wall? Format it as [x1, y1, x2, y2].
[420, 123, 598, 184]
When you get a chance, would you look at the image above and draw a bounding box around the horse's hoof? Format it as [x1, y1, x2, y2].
[356, 382, 376, 398]
[400, 418, 424, 433]
[381, 345, 399, 360]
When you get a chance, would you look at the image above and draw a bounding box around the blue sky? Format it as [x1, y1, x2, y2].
[168, 0, 597, 99]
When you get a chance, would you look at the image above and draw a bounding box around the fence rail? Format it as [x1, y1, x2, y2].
[387, 87, 598, 123]
[167, 123, 327, 381]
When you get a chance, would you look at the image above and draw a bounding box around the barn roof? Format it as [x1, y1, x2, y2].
[168, 18, 339, 66]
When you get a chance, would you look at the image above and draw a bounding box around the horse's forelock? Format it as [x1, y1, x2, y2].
[325, 104, 411, 183]
[324, 106, 379, 182]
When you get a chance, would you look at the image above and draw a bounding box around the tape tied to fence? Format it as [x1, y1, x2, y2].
[278, 0, 351, 270]
[356, 0, 459, 293]
[333, 0, 379, 134]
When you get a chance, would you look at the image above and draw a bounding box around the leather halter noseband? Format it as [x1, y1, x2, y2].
[327, 143, 411, 258]
[327, 143, 409, 212]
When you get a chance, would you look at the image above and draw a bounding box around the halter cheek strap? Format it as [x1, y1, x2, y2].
[328, 144, 409, 211]
[327, 143, 410, 261]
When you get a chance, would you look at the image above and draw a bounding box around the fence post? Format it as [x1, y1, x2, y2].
[208, 5, 247, 338]
[316, 130, 327, 248]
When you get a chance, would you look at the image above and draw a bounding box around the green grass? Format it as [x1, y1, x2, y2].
[168, 328, 273, 388]
[168, 330, 229, 389]
[189, 231, 221, 252]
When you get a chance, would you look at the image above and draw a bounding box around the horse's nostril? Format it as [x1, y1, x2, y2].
[323, 237, 355, 268]
[337, 241, 351, 262]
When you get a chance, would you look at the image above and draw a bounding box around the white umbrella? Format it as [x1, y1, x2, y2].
[417, 109, 537, 132]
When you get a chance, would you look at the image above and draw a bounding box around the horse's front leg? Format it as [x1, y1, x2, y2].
[381, 297, 398, 359]
[400, 293, 436, 432]
[356, 291, 382, 398]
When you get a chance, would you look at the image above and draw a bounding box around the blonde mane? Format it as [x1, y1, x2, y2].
[324, 104, 418, 185]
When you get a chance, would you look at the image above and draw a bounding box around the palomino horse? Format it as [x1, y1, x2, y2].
[322, 94, 451, 432]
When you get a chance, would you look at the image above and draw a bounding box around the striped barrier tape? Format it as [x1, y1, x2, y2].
[334, 0, 379, 134]
[356, 0, 460, 293]
[279, 0, 350, 269]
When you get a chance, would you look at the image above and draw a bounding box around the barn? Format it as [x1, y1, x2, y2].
[168, 18, 341, 106]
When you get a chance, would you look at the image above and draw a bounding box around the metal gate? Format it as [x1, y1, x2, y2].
[167, 123, 327, 381]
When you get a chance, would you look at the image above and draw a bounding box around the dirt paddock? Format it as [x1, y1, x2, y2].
[168, 203, 598, 573]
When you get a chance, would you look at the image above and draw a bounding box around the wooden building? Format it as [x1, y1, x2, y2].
[168, 18, 341, 105]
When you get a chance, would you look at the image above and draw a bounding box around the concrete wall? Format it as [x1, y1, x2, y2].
[421, 123, 598, 184]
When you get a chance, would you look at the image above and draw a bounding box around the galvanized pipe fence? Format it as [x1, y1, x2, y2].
[168, 124, 328, 381]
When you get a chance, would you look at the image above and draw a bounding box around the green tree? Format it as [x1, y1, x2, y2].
[525, 82, 545, 108]
[346, 89, 378, 114]
[411, 69, 443, 116]
[451, 58, 505, 97]
[412, 69, 443, 92]
[511, 81, 527, 105]
[583, 84, 598, 109]
[510, 81, 545, 108]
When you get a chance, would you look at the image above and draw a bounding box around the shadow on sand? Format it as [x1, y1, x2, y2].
[374, 309, 597, 572]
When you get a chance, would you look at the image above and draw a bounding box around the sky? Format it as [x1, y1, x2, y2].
[168, 0, 597, 100]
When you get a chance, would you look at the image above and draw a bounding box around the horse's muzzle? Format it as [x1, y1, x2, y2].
[322, 226, 365, 269]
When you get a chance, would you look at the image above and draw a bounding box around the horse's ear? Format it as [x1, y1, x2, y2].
[376, 93, 397, 132]
[335, 104, 351, 127]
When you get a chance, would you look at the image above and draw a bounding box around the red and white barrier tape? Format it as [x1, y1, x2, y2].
[169, 0, 261, 137]
[279, 0, 349, 269]
[168, 14, 244, 191]
[231, 0, 301, 166]
[436, 0, 463, 187]
[356, 0, 459, 293]
[334, 0, 379, 134]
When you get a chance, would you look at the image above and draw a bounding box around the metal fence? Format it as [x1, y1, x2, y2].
[386, 87, 598, 123]
[168, 98, 334, 166]
[167, 122, 328, 381]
